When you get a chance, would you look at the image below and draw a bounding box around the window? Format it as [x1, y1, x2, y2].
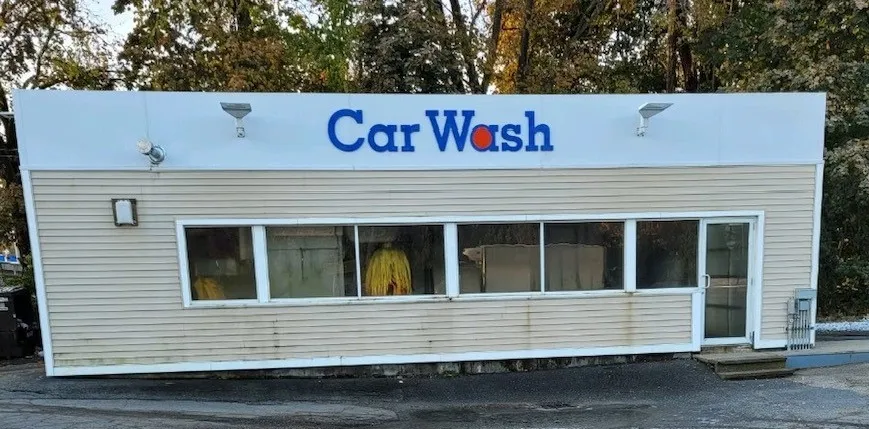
[184, 224, 445, 303]
[180, 215, 715, 304]
[458, 224, 540, 293]
[636, 220, 698, 289]
[544, 222, 624, 290]
[357, 226, 445, 296]
[266, 226, 356, 298]
[185, 227, 257, 300]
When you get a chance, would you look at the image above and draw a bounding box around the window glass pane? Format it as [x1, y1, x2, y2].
[266, 226, 356, 298]
[458, 224, 540, 293]
[185, 227, 256, 300]
[636, 220, 698, 288]
[544, 222, 624, 290]
[357, 225, 445, 296]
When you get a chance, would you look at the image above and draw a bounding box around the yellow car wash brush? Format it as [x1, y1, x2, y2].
[364, 243, 411, 296]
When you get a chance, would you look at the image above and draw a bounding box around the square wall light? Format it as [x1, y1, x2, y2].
[112, 198, 138, 226]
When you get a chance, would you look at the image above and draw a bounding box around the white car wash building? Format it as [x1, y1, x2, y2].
[13, 90, 825, 376]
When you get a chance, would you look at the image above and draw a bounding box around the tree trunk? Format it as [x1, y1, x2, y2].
[448, 0, 482, 93]
[516, 0, 535, 93]
[666, 0, 677, 92]
[0, 86, 19, 186]
[480, 0, 503, 93]
[427, 0, 466, 93]
[676, 2, 697, 92]
[232, 0, 252, 31]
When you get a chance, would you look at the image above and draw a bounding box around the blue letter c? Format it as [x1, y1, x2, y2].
[328, 109, 364, 151]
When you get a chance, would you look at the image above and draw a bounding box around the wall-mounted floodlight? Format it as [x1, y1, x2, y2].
[111, 198, 138, 226]
[136, 139, 166, 166]
[637, 102, 673, 137]
[221, 102, 252, 138]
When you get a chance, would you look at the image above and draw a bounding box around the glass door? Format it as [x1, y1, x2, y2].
[701, 220, 753, 345]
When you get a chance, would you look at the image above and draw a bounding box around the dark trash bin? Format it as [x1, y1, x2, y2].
[0, 286, 39, 359]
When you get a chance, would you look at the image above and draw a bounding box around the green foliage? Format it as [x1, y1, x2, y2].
[355, 0, 464, 93]
[289, 0, 359, 92]
[2, 255, 36, 298]
[820, 138, 869, 316]
[0, 184, 26, 251]
[114, 0, 301, 91]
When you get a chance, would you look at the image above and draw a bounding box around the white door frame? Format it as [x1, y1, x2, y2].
[698, 217, 759, 347]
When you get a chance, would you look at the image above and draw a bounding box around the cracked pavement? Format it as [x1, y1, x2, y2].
[1, 359, 868, 428]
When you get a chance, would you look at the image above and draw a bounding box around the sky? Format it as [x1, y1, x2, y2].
[88, 0, 135, 42]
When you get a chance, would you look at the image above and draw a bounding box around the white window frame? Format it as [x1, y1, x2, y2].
[175, 210, 763, 308]
[178, 220, 453, 307]
[633, 218, 703, 290]
[454, 220, 628, 296]
[177, 223, 261, 308]
[540, 220, 630, 293]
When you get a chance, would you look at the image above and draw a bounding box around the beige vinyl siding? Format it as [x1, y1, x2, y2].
[47, 297, 691, 366]
[30, 165, 816, 368]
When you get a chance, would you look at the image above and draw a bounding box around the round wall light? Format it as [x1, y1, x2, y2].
[137, 139, 166, 166]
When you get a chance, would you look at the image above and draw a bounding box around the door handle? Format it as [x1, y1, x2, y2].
[701, 274, 711, 290]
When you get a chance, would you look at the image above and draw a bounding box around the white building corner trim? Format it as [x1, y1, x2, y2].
[21, 169, 54, 376]
[809, 162, 824, 345]
[752, 212, 766, 348]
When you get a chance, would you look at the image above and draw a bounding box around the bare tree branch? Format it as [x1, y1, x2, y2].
[0, 2, 42, 63]
[515, 0, 534, 92]
[425, 0, 466, 92]
[573, 0, 610, 40]
[22, 19, 61, 89]
[470, 0, 486, 26]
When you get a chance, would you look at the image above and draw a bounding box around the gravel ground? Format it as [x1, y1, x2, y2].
[793, 363, 869, 396]
[817, 317, 869, 333]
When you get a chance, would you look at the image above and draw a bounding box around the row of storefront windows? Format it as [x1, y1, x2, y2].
[184, 221, 698, 301]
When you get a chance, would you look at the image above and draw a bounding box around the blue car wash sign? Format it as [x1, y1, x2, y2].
[328, 109, 554, 153]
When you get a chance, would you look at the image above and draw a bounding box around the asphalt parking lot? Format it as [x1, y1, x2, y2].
[1, 358, 868, 428]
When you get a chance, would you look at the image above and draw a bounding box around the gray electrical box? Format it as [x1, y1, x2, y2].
[795, 288, 817, 301]
[795, 288, 816, 311]
[788, 288, 815, 350]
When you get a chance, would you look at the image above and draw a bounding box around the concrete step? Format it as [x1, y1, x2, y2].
[695, 352, 791, 379]
[717, 368, 796, 380]
[696, 354, 787, 373]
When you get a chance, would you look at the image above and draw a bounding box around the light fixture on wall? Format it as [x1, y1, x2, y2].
[136, 139, 166, 165]
[636, 102, 673, 137]
[221, 102, 252, 138]
[111, 198, 138, 226]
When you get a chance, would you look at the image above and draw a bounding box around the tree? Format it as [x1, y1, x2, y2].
[821, 139, 869, 316]
[355, 0, 465, 93]
[0, 0, 115, 254]
[491, 0, 674, 94]
[114, 0, 302, 91]
[289, 0, 359, 92]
